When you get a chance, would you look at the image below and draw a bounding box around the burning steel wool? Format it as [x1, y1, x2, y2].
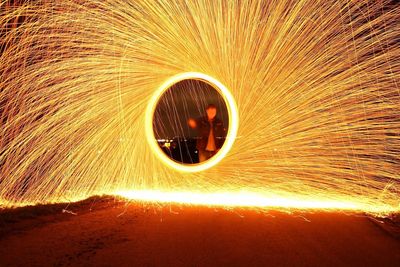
[0, 0, 399, 215]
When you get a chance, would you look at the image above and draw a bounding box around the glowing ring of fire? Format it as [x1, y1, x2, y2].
[145, 72, 239, 172]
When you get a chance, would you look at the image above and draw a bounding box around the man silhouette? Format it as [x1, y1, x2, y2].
[188, 104, 227, 163]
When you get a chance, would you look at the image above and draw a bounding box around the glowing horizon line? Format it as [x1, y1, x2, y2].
[1, 190, 397, 215]
[115, 190, 399, 214]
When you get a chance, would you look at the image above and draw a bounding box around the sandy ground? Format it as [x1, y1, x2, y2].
[0, 197, 399, 267]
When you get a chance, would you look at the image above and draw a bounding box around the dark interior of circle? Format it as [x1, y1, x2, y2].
[153, 79, 229, 164]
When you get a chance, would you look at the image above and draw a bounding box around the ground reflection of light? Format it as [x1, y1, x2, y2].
[116, 190, 397, 214]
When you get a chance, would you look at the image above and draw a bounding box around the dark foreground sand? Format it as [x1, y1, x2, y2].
[0, 197, 399, 267]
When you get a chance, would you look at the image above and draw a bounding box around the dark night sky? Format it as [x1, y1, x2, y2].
[153, 79, 229, 139]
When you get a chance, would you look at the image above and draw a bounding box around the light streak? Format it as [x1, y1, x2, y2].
[117, 190, 362, 211]
[0, 0, 399, 215]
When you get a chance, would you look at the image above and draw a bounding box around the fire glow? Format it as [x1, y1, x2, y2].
[0, 1, 399, 215]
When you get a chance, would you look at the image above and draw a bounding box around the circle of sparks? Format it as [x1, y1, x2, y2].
[145, 72, 239, 172]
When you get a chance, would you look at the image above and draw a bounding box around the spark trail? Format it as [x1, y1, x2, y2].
[0, 0, 399, 215]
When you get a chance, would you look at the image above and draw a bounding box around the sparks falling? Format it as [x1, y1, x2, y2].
[0, 0, 399, 215]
